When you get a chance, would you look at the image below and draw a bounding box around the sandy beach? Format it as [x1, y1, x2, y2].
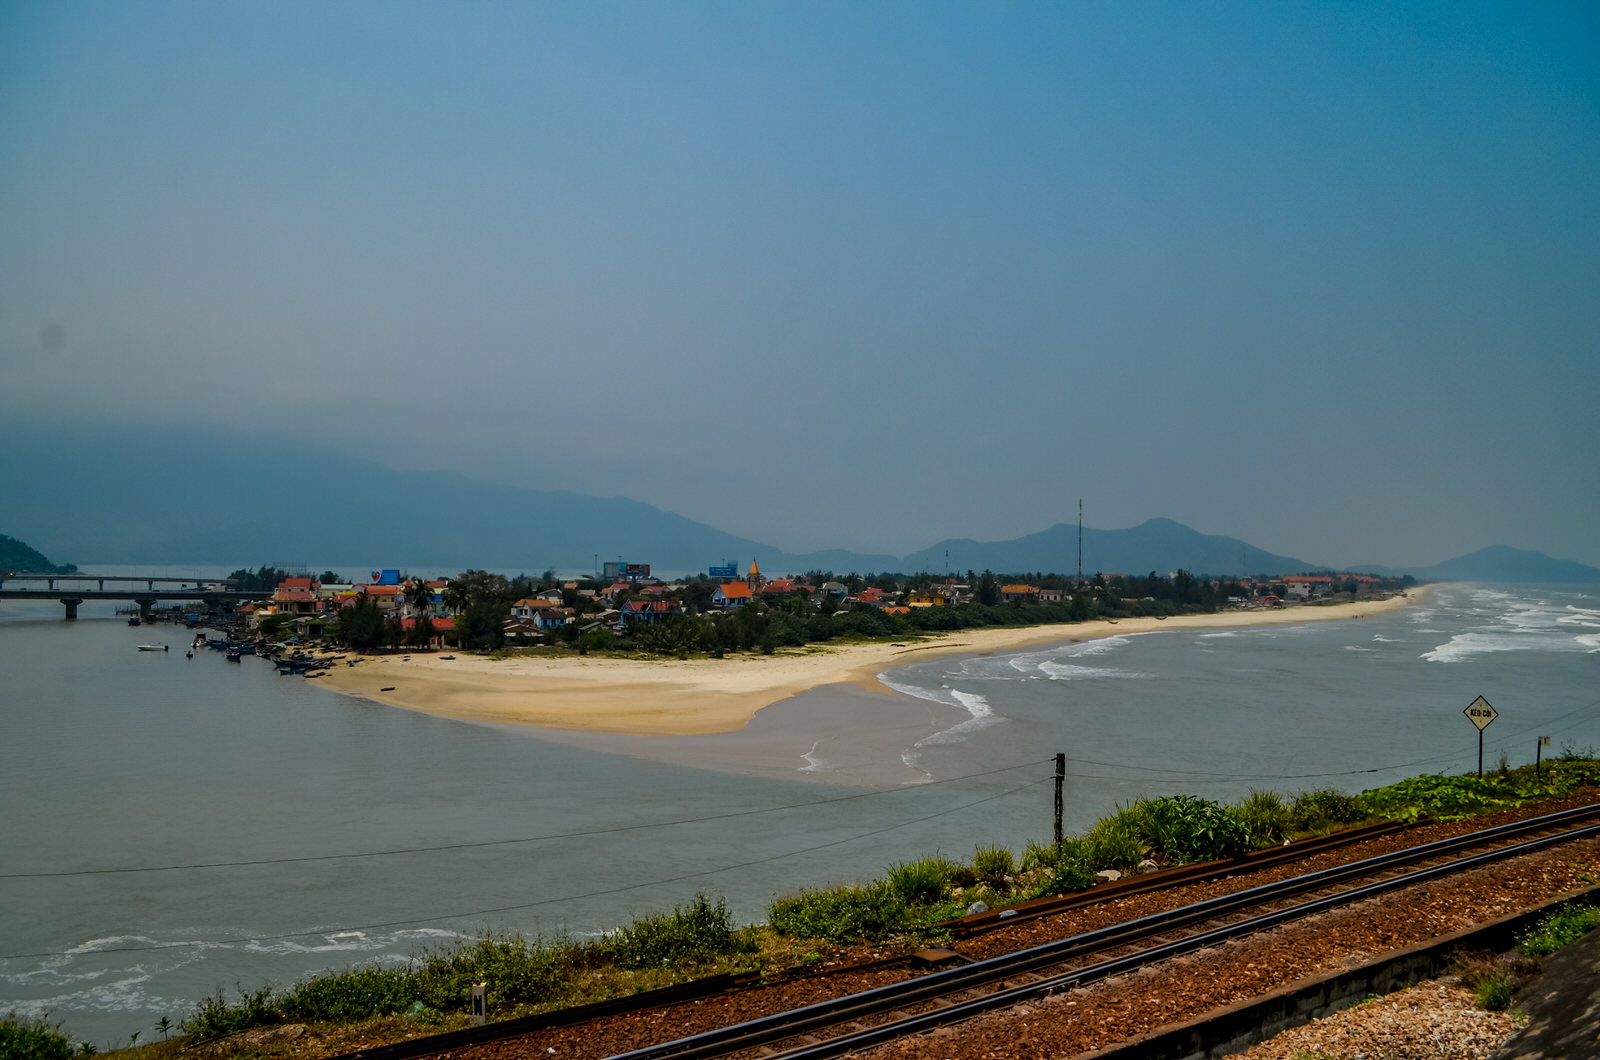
[315, 589, 1431, 737]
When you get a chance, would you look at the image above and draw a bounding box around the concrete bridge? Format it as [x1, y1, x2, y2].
[0, 574, 271, 620]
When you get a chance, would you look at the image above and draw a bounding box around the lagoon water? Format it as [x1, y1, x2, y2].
[2, 579, 1596, 1045]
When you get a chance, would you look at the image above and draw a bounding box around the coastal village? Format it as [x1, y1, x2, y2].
[234, 559, 1411, 655]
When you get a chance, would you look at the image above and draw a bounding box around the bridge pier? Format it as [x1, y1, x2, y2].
[135, 598, 156, 618]
[62, 597, 83, 620]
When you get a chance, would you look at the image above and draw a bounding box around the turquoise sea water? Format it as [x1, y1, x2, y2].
[1, 579, 1595, 1045]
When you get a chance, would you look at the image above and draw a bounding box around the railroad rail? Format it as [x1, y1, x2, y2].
[943, 815, 1412, 937]
[329, 802, 1600, 1060]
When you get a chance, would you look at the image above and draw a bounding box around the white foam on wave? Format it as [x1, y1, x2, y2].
[966, 635, 1138, 682]
[1422, 631, 1593, 663]
[1371, 634, 1397, 642]
[241, 926, 463, 957]
[1196, 631, 1240, 639]
[798, 741, 828, 773]
[915, 689, 1001, 747]
[1422, 588, 1600, 663]
[0, 968, 172, 1021]
[1036, 661, 1148, 681]
[877, 672, 961, 707]
[898, 749, 934, 783]
[875, 674, 1003, 748]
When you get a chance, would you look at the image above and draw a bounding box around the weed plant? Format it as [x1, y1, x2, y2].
[1232, 790, 1290, 846]
[1020, 839, 1095, 898]
[277, 967, 413, 1024]
[182, 931, 574, 1041]
[1134, 795, 1250, 864]
[1473, 971, 1515, 1011]
[410, 931, 572, 1011]
[768, 882, 909, 942]
[886, 856, 955, 905]
[972, 846, 1014, 888]
[1519, 902, 1600, 957]
[1357, 760, 1600, 824]
[0, 1013, 78, 1060]
[1290, 788, 1365, 832]
[186, 985, 281, 1041]
[1081, 809, 1145, 871]
[602, 895, 754, 969]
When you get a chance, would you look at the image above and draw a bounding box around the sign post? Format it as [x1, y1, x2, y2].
[1463, 696, 1498, 777]
[1536, 735, 1550, 778]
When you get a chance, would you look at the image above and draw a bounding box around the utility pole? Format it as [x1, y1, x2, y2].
[1077, 500, 1083, 584]
[1053, 753, 1065, 847]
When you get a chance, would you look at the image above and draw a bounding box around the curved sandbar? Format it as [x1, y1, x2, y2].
[315, 588, 1432, 736]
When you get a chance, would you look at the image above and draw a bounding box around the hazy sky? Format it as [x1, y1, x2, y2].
[3, 2, 1596, 568]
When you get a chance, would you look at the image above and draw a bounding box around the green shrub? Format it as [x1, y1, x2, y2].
[1081, 809, 1146, 871]
[279, 966, 415, 1023]
[602, 895, 753, 969]
[768, 882, 910, 942]
[1022, 839, 1096, 897]
[410, 931, 571, 1010]
[184, 985, 282, 1040]
[1474, 971, 1514, 1011]
[1291, 788, 1365, 831]
[972, 846, 1015, 888]
[886, 856, 955, 905]
[1233, 790, 1290, 847]
[1135, 795, 1250, 864]
[1520, 903, 1600, 957]
[0, 1013, 77, 1060]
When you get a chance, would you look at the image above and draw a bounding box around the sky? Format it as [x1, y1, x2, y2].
[2, 2, 1597, 569]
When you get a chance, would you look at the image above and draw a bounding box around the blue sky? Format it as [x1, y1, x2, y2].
[2, 2, 1596, 567]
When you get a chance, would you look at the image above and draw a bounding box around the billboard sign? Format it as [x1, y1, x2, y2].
[371, 569, 401, 585]
[708, 565, 738, 579]
[603, 562, 651, 580]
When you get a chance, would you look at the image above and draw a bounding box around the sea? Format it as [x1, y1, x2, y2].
[1, 574, 1596, 1046]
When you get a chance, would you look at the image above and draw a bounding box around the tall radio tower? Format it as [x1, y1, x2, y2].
[1077, 499, 1083, 584]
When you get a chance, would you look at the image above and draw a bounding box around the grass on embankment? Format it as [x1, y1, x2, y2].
[52, 754, 1600, 1058]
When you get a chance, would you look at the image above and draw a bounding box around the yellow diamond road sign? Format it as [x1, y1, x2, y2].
[1464, 696, 1498, 731]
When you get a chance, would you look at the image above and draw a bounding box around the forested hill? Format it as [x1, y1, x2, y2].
[0, 534, 76, 573]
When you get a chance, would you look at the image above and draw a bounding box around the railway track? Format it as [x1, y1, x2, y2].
[333, 801, 1600, 1060]
[608, 802, 1600, 1060]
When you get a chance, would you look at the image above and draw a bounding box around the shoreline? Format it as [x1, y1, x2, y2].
[314, 588, 1434, 737]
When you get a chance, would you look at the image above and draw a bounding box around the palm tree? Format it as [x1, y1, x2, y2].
[402, 577, 432, 618]
[441, 578, 470, 615]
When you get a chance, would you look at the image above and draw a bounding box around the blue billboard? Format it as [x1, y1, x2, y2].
[371, 569, 401, 585]
[707, 564, 737, 579]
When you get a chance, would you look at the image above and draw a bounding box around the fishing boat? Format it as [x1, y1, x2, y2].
[127, 616, 141, 627]
[137, 644, 166, 652]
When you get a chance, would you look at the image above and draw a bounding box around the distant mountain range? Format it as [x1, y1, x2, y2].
[2, 424, 1595, 583]
[1357, 546, 1600, 585]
